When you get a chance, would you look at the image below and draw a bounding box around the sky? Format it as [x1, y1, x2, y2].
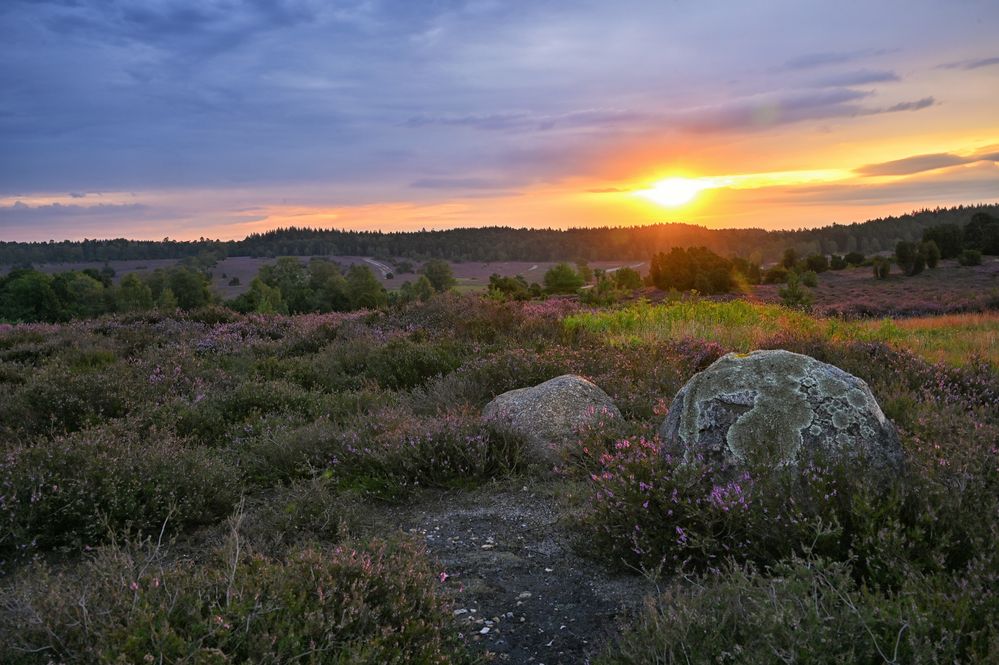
[1, 0, 997, 242]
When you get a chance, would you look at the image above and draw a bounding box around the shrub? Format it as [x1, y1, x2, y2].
[575, 426, 994, 590]
[0, 537, 471, 664]
[872, 256, 891, 279]
[799, 269, 818, 287]
[613, 266, 643, 290]
[896, 240, 925, 275]
[778, 272, 813, 311]
[421, 259, 456, 292]
[922, 239, 941, 268]
[958, 249, 983, 266]
[804, 254, 829, 273]
[543, 262, 585, 294]
[649, 247, 734, 294]
[844, 251, 865, 266]
[0, 425, 240, 564]
[598, 556, 997, 664]
[922, 223, 964, 259]
[761, 265, 788, 284]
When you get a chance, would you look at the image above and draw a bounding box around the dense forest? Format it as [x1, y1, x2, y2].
[2, 204, 997, 266]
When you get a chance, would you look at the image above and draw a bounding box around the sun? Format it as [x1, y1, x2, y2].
[635, 177, 717, 208]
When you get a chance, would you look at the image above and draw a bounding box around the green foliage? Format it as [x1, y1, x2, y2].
[964, 212, 999, 254]
[116, 273, 154, 312]
[922, 239, 941, 268]
[896, 240, 926, 275]
[762, 264, 789, 284]
[488, 273, 533, 300]
[581, 272, 627, 305]
[729, 257, 761, 284]
[0, 269, 64, 322]
[829, 254, 847, 269]
[804, 253, 829, 272]
[799, 269, 818, 287]
[958, 249, 983, 266]
[598, 556, 997, 665]
[778, 272, 814, 311]
[259, 256, 312, 312]
[346, 265, 387, 309]
[1, 537, 470, 664]
[872, 256, 891, 279]
[922, 223, 964, 259]
[543, 262, 585, 294]
[230, 277, 287, 314]
[166, 266, 213, 309]
[844, 251, 865, 266]
[421, 259, 456, 292]
[613, 266, 643, 290]
[1, 425, 240, 561]
[649, 247, 734, 294]
[781, 247, 798, 268]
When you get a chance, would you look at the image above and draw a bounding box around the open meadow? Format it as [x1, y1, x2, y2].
[1, 294, 996, 663]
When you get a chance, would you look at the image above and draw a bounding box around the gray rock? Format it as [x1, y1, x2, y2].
[659, 350, 902, 471]
[483, 374, 622, 464]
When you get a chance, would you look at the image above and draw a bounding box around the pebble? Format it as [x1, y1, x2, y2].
[517, 591, 532, 599]
[479, 627, 491, 635]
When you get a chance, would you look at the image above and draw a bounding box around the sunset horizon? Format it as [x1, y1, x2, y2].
[2, 1, 998, 243]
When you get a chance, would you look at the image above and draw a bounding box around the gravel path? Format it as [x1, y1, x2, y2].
[377, 482, 651, 664]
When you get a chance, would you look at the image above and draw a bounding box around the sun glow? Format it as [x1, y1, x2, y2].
[635, 177, 719, 207]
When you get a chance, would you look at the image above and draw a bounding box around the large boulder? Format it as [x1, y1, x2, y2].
[483, 374, 622, 464]
[659, 350, 902, 471]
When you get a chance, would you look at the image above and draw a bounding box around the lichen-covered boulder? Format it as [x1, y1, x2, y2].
[483, 374, 622, 464]
[659, 350, 902, 471]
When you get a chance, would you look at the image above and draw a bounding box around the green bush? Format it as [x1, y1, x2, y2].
[174, 379, 323, 444]
[598, 556, 997, 664]
[1, 537, 471, 664]
[1, 425, 240, 563]
[762, 264, 788, 284]
[959, 249, 983, 266]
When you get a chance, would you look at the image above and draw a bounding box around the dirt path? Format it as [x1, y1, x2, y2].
[374, 482, 651, 664]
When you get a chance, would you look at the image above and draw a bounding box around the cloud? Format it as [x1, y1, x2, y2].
[810, 69, 900, 87]
[406, 108, 648, 132]
[856, 152, 970, 176]
[856, 146, 999, 176]
[0, 201, 150, 232]
[878, 97, 935, 113]
[779, 162, 999, 206]
[410, 177, 515, 189]
[939, 55, 999, 70]
[782, 49, 887, 70]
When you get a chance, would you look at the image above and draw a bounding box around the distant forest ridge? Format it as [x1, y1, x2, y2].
[3, 204, 997, 265]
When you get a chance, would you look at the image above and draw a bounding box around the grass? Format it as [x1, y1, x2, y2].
[565, 299, 999, 367]
[0, 293, 996, 662]
[857, 311, 999, 366]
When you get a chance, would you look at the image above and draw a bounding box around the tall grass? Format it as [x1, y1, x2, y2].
[564, 299, 999, 367]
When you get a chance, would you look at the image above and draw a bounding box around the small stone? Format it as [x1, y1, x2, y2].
[480, 627, 491, 635]
[453, 609, 468, 616]
[518, 591, 532, 599]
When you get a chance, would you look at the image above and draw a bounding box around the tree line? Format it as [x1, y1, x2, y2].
[2, 204, 997, 266]
[0, 257, 463, 323]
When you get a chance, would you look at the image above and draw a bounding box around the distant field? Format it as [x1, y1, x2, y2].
[5, 253, 997, 318]
[750, 257, 999, 317]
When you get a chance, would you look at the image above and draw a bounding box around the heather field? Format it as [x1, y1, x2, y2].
[1, 295, 997, 663]
[750, 256, 999, 318]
